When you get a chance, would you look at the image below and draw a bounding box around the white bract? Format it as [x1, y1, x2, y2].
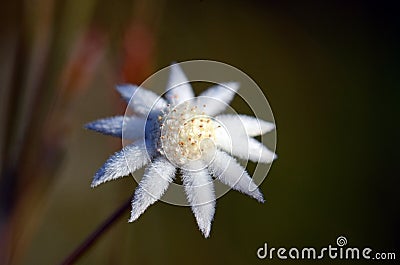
[85, 63, 276, 238]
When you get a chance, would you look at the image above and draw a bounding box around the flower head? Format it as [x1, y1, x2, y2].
[85, 63, 276, 237]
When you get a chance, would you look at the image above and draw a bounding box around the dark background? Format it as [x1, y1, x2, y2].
[0, 0, 398, 264]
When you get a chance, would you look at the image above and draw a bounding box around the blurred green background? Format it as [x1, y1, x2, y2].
[0, 0, 398, 264]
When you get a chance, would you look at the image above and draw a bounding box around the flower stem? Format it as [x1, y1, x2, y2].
[60, 197, 131, 265]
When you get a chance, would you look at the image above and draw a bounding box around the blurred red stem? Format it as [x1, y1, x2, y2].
[60, 197, 131, 265]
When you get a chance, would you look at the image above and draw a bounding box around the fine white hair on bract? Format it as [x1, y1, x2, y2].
[85, 63, 277, 238]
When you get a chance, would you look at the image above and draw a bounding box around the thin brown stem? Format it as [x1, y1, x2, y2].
[60, 197, 131, 265]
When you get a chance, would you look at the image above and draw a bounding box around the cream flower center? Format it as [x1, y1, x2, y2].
[159, 103, 216, 167]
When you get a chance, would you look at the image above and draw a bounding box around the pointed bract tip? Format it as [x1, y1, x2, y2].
[115, 84, 139, 102]
[201, 226, 211, 238]
[223, 81, 240, 92]
[250, 189, 265, 203]
[115, 83, 128, 93]
[259, 120, 275, 134]
[128, 211, 139, 223]
[84, 120, 105, 132]
[84, 121, 99, 132]
[168, 62, 187, 81]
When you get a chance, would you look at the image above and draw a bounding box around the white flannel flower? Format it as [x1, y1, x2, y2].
[86, 63, 276, 237]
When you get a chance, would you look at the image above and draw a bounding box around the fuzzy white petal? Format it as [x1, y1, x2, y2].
[116, 84, 167, 116]
[247, 138, 277, 163]
[85, 116, 147, 140]
[165, 64, 194, 105]
[182, 163, 216, 238]
[207, 150, 264, 202]
[216, 114, 275, 137]
[214, 124, 247, 161]
[85, 116, 124, 138]
[196, 82, 240, 115]
[123, 117, 146, 141]
[129, 157, 176, 222]
[215, 131, 276, 164]
[116, 84, 139, 103]
[91, 142, 150, 187]
[215, 118, 276, 164]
